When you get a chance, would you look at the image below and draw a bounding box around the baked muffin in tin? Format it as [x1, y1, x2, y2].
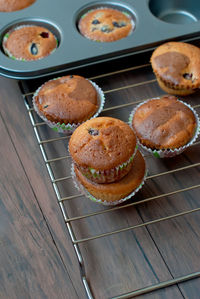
[78, 7, 134, 42]
[0, 0, 35, 12]
[3, 25, 58, 61]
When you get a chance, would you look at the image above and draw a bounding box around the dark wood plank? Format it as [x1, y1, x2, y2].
[0, 77, 86, 298]
[0, 110, 79, 298]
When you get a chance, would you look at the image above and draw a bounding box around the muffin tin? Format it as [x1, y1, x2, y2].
[0, 0, 200, 79]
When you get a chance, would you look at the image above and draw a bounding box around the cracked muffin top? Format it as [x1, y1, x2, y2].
[69, 117, 137, 170]
[132, 95, 197, 150]
[78, 7, 134, 42]
[3, 25, 57, 61]
[33, 75, 98, 124]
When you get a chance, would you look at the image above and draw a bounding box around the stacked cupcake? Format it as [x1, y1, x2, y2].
[69, 117, 146, 205]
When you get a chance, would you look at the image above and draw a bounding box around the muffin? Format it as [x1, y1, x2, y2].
[73, 150, 146, 204]
[150, 42, 200, 95]
[130, 95, 199, 158]
[0, 0, 35, 12]
[69, 117, 137, 183]
[78, 7, 134, 42]
[33, 75, 104, 133]
[2, 25, 57, 61]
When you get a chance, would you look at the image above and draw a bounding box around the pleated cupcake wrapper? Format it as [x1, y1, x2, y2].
[128, 98, 200, 158]
[78, 144, 138, 183]
[79, 7, 135, 42]
[32, 79, 105, 134]
[71, 156, 147, 206]
[2, 24, 58, 61]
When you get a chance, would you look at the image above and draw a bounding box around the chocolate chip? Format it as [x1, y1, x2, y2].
[113, 22, 120, 27]
[40, 32, 49, 38]
[30, 43, 38, 55]
[183, 73, 193, 80]
[92, 19, 100, 24]
[88, 128, 99, 136]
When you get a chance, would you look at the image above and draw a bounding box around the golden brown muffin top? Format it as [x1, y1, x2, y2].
[74, 150, 145, 200]
[3, 25, 57, 60]
[0, 0, 35, 12]
[132, 95, 197, 150]
[150, 42, 200, 89]
[69, 117, 137, 170]
[33, 75, 98, 124]
[78, 8, 134, 42]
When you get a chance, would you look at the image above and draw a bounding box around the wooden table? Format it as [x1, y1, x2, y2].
[0, 52, 200, 299]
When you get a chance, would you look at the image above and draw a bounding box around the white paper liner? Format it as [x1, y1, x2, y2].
[32, 78, 105, 134]
[71, 152, 147, 206]
[76, 143, 138, 183]
[128, 98, 200, 158]
[2, 24, 58, 61]
[78, 7, 135, 42]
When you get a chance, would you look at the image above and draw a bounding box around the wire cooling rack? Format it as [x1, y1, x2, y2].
[21, 60, 200, 299]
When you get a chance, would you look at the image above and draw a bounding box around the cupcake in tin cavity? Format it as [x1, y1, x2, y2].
[150, 41, 200, 96]
[129, 95, 199, 158]
[78, 7, 134, 42]
[33, 75, 105, 134]
[69, 117, 137, 184]
[0, 0, 35, 12]
[2, 25, 58, 61]
[72, 150, 146, 205]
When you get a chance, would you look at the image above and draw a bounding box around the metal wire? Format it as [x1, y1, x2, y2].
[72, 203, 200, 244]
[111, 271, 200, 299]
[23, 63, 200, 299]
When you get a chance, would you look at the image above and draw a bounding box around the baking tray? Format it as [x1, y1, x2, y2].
[1, 0, 200, 79]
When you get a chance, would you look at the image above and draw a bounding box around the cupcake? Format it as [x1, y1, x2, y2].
[2, 25, 57, 61]
[129, 95, 199, 158]
[0, 0, 35, 12]
[33, 75, 104, 133]
[150, 42, 200, 95]
[69, 117, 137, 183]
[73, 150, 146, 205]
[78, 7, 134, 42]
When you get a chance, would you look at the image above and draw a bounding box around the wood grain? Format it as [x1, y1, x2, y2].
[0, 107, 79, 298]
[0, 77, 85, 298]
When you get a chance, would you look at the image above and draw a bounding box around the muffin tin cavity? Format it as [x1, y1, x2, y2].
[1, 0, 200, 79]
[149, 0, 200, 24]
[76, 2, 136, 42]
[1, 19, 61, 59]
